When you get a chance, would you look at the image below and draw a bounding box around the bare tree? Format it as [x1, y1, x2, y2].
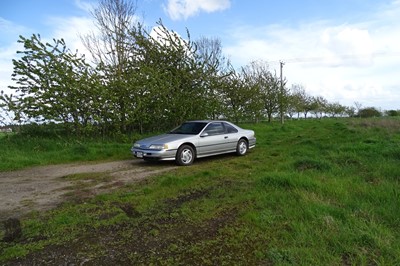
[81, 0, 142, 132]
[354, 101, 362, 118]
[82, 0, 139, 66]
[195, 36, 227, 71]
[345, 106, 356, 117]
[195, 36, 229, 119]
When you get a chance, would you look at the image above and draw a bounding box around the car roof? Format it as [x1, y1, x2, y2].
[186, 120, 229, 123]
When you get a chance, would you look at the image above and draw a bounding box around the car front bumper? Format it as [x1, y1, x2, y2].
[248, 137, 256, 149]
[131, 148, 177, 161]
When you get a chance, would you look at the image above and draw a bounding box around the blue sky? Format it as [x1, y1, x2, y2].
[1, 0, 400, 111]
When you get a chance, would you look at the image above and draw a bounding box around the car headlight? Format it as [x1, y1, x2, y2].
[149, 144, 168, 150]
[133, 143, 141, 148]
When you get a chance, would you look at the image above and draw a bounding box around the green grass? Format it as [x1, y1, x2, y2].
[1, 118, 400, 264]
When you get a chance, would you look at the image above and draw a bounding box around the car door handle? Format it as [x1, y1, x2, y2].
[224, 136, 228, 139]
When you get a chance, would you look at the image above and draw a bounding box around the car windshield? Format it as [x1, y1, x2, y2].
[169, 122, 208, 135]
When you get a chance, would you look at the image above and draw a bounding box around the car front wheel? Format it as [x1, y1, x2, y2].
[176, 145, 195, 166]
[236, 139, 248, 156]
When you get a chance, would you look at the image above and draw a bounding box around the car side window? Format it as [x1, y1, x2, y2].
[204, 122, 225, 136]
[223, 122, 238, 134]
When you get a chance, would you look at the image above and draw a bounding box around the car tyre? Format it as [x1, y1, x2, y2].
[176, 145, 195, 166]
[236, 139, 248, 156]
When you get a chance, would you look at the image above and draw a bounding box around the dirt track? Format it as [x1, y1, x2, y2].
[0, 160, 176, 221]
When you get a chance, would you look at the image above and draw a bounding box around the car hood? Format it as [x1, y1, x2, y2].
[136, 134, 195, 147]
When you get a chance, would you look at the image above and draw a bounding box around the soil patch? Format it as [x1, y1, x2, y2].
[0, 160, 176, 221]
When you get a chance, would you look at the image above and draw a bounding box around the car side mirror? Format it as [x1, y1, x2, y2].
[200, 132, 209, 137]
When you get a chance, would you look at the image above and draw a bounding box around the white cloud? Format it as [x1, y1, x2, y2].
[225, 22, 377, 68]
[45, 16, 94, 59]
[0, 18, 29, 93]
[224, 1, 400, 110]
[0, 11, 95, 96]
[0, 43, 19, 90]
[0, 17, 28, 36]
[150, 25, 184, 45]
[320, 26, 374, 67]
[164, 0, 230, 20]
[74, 0, 95, 13]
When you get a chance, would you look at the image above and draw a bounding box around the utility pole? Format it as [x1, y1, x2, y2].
[280, 61, 285, 124]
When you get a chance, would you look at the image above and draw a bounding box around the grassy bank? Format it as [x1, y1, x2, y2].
[1, 118, 400, 264]
[0, 134, 134, 171]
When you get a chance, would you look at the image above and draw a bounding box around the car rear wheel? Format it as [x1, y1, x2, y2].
[176, 145, 195, 166]
[236, 139, 248, 156]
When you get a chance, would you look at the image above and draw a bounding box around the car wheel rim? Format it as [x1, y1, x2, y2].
[181, 149, 193, 164]
[239, 142, 247, 154]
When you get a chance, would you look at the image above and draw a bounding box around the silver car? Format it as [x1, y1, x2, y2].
[131, 120, 256, 166]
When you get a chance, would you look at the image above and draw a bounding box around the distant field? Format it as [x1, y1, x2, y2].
[1, 118, 400, 264]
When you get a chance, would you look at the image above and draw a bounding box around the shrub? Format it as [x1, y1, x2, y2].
[386, 110, 399, 117]
[358, 107, 382, 118]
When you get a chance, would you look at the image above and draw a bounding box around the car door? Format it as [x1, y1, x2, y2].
[197, 122, 229, 156]
[222, 122, 239, 150]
